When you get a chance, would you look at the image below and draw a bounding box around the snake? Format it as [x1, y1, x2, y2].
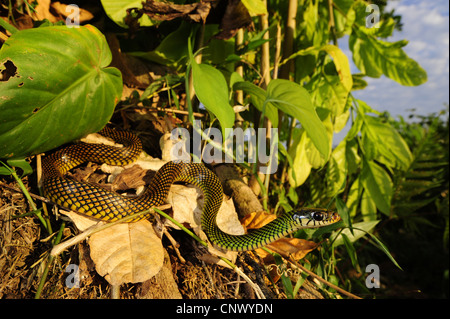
[42, 126, 341, 251]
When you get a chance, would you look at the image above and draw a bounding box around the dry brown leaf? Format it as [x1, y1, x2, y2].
[110, 165, 147, 191]
[89, 220, 164, 285]
[265, 238, 319, 260]
[51, 2, 94, 22]
[165, 184, 240, 262]
[254, 238, 319, 261]
[252, 238, 319, 283]
[241, 211, 276, 230]
[142, 0, 211, 23]
[215, 0, 254, 40]
[58, 211, 164, 285]
[33, 0, 60, 23]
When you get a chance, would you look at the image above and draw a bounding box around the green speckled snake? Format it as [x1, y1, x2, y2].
[42, 127, 340, 251]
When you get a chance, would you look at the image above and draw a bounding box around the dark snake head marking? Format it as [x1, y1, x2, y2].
[292, 208, 340, 227]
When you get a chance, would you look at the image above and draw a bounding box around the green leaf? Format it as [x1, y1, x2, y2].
[130, 21, 193, 67]
[351, 73, 368, 90]
[0, 25, 122, 160]
[0, 18, 18, 34]
[349, 27, 427, 86]
[233, 81, 278, 127]
[341, 233, 358, 268]
[0, 161, 12, 175]
[332, 220, 380, 246]
[285, 45, 352, 92]
[362, 114, 413, 170]
[360, 189, 378, 221]
[6, 159, 33, 176]
[365, 231, 402, 270]
[326, 139, 347, 197]
[266, 79, 330, 160]
[333, 0, 355, 36]
[361, 159, 393, 215]
[274, 254, 294, 299]
[336, 197, 353, 235]
[100, 0, 155, 28]
[346, 177, 362, 217]
[311, 74, 349, 125]
[190, 59, 235, 139]
[304, 107, 333, 168]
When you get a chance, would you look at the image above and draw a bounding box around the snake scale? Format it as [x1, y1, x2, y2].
[42, 126, 340, 251]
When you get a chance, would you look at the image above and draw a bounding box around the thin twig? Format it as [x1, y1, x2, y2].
[233, 266, 266, 299]
[289, 257, 362, 299]
[146, 106, 204, 118]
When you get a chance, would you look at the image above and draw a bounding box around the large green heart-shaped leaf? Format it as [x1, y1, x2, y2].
[0, 25, 122, 160]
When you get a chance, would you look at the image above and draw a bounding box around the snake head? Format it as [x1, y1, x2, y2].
[292, 208, 340, 228]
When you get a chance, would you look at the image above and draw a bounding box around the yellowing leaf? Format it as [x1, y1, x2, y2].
[320, 44, 353, 91]
[241, 0, 267, 16]
[326, 139, 348, 197]
[288, 130, 312, 187]
[304, 108, 334, 168]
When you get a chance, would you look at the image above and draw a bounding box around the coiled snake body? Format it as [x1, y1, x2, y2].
[42, 127, 340, 251]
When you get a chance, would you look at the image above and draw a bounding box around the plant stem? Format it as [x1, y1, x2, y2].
[35, 221, 66, 299]
[328, 0, 338, 45]
[279, 0, 298, 80]
[278, 0, 298, 184]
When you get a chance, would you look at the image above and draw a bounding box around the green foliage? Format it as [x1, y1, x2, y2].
[0, 25, 122, 160]
[266, 79, 330, 160]
[1, 0, 443, 298]
[389, 109, 449, 233]
[190, 50, 235, 140]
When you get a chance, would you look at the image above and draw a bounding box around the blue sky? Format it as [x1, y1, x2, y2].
[342, 0, 448, 115]
[334, 0, 449, 143]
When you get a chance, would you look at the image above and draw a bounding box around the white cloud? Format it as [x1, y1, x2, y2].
[351, 0, 449, 117]
[422, 9, 445, 26]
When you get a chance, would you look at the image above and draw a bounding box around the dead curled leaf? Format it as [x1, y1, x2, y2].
[241, 211, 276, 230]
[264, 238, 319, 260]
[241, 212, 320, 260]
[88, 220, 164, 285]
[58, 210, 164, 285]
[142, 0, 211, 23]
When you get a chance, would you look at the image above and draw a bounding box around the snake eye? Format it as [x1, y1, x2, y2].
[311, 211, 324, 221]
